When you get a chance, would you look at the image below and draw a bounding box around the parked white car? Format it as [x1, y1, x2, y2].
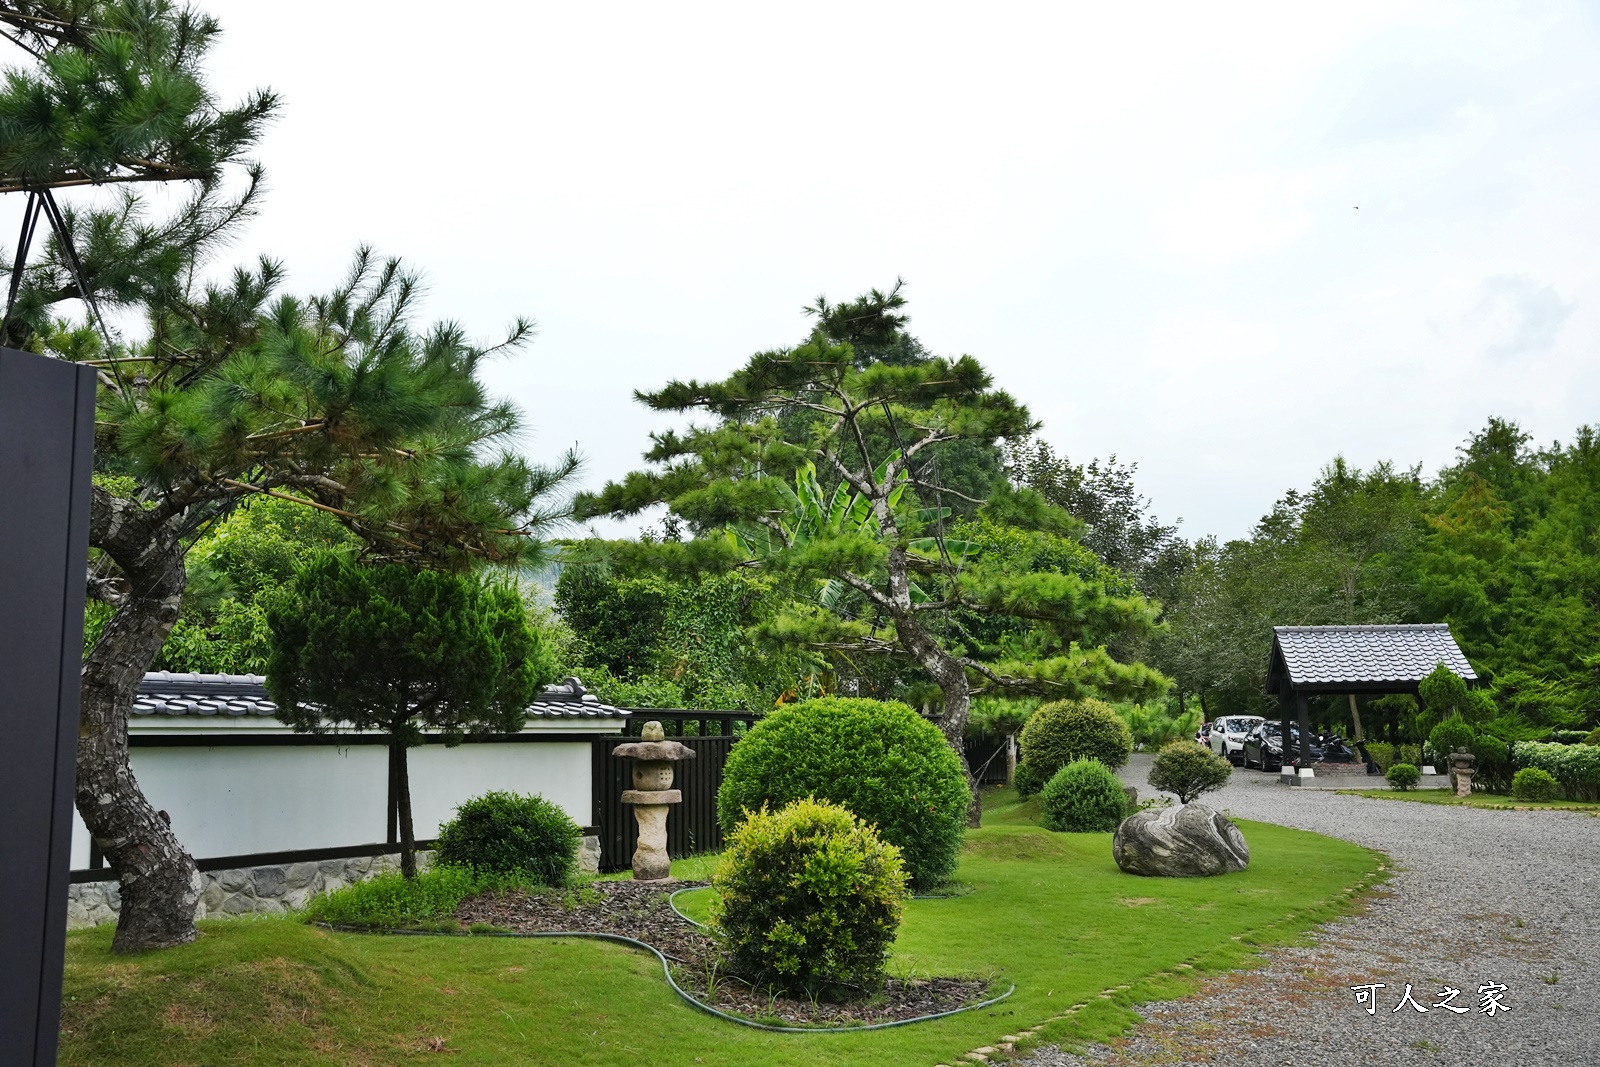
[1208, 715, 1265, 765]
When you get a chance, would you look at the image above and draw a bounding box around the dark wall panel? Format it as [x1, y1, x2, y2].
[0, 348, 96, 1066]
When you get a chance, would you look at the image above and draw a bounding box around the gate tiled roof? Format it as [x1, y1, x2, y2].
[1268, 624, 1476, 692]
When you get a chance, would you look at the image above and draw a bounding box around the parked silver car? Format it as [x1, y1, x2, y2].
[1208, 715, 1265, 765]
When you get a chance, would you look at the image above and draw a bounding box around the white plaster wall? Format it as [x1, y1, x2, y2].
[409, 742, 592, 833]
[70, 739, 595, 867]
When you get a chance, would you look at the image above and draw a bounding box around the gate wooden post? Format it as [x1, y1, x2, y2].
[0, 348, 97, 1067]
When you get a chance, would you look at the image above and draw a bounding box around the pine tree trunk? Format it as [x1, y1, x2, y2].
[80, 488, 200, 953]
[880, 541, 982, 826]
[395, 740, 417, 878]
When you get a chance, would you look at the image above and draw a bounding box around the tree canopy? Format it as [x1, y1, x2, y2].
[2, 0, 577, 951]
[576, 289, 1167, 817]
[267, 556, 554, 876]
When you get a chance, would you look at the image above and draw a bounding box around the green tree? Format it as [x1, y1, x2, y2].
[267, 556, 555, 877]
[577, 289, 1164, 818]
[2, 3, 578, 951]
[154, 496, 356, 674]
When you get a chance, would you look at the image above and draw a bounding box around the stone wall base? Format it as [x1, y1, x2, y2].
[67, 834, 603, 929]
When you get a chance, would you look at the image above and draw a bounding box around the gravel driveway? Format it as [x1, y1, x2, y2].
[1019, 755, 1600, 1066]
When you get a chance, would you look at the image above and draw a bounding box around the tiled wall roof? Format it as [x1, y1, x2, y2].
[133, 672, 629, 720]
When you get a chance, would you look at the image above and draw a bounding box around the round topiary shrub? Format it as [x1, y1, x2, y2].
[710, 798, 907, 996]
[1039, 759, 1129, 833]
[716, 697, 969, 891]
[1019, 699, 1134, 791]
[1387, 763, 1421, 791]
[1428, 715, 1475, 762]
[1511, 767, 1561, 802]
[1148, 740, 1233, 803]
[434, 790, 581, 885]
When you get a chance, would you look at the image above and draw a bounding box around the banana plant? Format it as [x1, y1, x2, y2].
[728, 452, 977, 606]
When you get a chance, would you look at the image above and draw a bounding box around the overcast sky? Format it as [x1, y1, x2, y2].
[139, 2, 1600, 540]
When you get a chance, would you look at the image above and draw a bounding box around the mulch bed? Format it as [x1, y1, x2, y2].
[454, 879, 993, 1027]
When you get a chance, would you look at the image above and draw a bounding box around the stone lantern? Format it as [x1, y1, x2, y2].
[1449, 747, 1476, 798]
[612, 721, 697, 880]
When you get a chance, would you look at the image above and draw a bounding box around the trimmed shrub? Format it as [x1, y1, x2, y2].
[435, 790, 581, 885]
[304, 865, 479, 928]
[1039, 759, 1128, 833]
[1468, 735, 1514, 794]
[1365, 741, 1396, 772]
[1513, 741, 1600, 802]
[716, 697, 969, 890]
[1398, 743, 1422, 767]
[1148, 740, 1232, 803]
[1019, 699, 1135, 790]
[1428, 716, 1475, 761]
[1386, 763, 1421, 791]
[1549, 729, 1592, 745]
[1013, 760, 1050, 800]
[710, 798, 907, 995]
[1511, 767, 1561, 802]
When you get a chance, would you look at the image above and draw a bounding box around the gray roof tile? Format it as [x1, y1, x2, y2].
[1270, 624, 1477, 688]
[134, 672, 629, 721]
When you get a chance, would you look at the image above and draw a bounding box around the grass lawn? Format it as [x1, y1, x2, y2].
[1337, 787, 1600, 812]
[60, 790, 1383, 1066]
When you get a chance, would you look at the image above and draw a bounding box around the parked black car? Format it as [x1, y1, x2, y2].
[1241, 722, 1324, 770]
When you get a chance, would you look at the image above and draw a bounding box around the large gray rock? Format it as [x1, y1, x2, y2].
[1113, 802, 1250, 877]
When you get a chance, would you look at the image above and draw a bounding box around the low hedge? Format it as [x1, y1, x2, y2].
[1513, 741, 1600, 802]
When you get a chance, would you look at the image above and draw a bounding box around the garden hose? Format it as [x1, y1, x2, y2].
[317, 921, 1014, 1034]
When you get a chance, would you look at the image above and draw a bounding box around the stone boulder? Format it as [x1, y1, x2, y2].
[1112, 803, 1249, 877]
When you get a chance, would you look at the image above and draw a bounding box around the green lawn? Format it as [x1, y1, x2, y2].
[60, 791, 1383, 1066]
[1337, 787, 1600, 812]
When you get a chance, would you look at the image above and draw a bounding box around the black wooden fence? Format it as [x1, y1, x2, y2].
[966, 734, 1014, 786]
[592, 709, 755, 871]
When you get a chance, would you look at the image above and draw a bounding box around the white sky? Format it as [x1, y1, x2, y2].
[65, 2, 1600, 539]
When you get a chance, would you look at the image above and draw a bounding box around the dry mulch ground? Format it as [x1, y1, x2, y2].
[454, 878, 992, 1028]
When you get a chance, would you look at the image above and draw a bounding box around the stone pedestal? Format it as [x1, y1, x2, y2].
[611, 722, 697, 882]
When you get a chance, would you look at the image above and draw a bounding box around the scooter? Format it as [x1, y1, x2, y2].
[1317, 732, 1358, 763]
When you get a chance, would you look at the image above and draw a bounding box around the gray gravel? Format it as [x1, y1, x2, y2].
[1018, 755, 1600, 1067]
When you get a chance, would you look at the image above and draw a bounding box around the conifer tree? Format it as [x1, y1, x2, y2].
[577, 289, 1164, 821]
[267, 557, 555, 879]
[1, 3, 577, 950]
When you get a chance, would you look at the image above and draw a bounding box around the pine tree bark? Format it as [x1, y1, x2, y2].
[880, 543, 983, 826]
[80, 487, 201, 952]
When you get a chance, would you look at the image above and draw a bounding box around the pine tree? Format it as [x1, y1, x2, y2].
[577, 289, 1164, 821]
[2, 3, 577, 951]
